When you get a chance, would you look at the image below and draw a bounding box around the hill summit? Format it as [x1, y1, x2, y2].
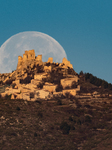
[0, 50, 80, 100]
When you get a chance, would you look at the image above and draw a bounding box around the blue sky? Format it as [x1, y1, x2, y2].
[0, 0, 112, 83]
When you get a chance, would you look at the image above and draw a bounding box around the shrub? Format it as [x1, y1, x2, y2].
[85, 115, 92, 123]
[57, 99, 62, 105]
[85, 72, 112, 90]
[34, 132, 37, 137]
[71, 81, 77, 88]
[97, 123, 105, 129]
[56, 84, 63, 92]
[75, 98, 82, 108]
[65, 86, 71, 89]
[35, 100, 42, 104]
[45, 62, 50, 66]
[36, 64, 44, 73]
[67, 68, 76, 75]
[11, 83, 16, 88]
[77, 119, 82, 125]
[5, 79, 14, 85]
[84, 104, 91, 108]
[30, 92, 34, 98]
[69, 116, 73, 121]
[20, 76, 32, 84]
[60, 121, 71, 134]
[73, 119, 76, 124]
[16, 106, 21, 111]
[10, 132, 17, 136]
[37, 82, 44, 89]
[5, 94, 12, 99]
[37, 111, 43, 118]
[0, 81, 3, 85]
[65, 92, 70, 98]
[60, 94, 65, 99]
[70, 124, 75, 130]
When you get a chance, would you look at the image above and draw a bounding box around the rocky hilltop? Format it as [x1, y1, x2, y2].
[0, 50, 80, 100]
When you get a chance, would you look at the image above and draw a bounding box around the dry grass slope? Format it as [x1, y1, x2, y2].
[0, 96, 112, 149]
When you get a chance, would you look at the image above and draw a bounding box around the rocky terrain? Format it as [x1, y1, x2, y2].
[0, 50, 112, 149]
[0, 92, 112, 149]
[0, 50, 80, 101]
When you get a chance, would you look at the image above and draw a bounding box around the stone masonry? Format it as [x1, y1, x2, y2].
[0, 49, 80, 100]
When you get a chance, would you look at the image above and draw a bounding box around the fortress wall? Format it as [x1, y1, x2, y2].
[17, 56, 23, 65]
[61, 77, 79, 89]
[23, 54, 28, 62]
[34, 73, 47, 80]
[36, 55, 42, 61]
[43, 84, 57, 93]
[62, 89, 77, 96]
[17, 56, 23, 69]
[18, 56, 23, 62]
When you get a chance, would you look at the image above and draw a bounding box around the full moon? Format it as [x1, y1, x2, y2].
[0, 31, 67, 73]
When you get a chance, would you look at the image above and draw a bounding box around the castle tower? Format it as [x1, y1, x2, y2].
[23, 54, 28, 62]
[62, 57, 73, 68]
[47, 57, 53, 63]
[28, 49, 35, 60]
[17, 56, 23, 69]
[36, 55, 42, 61]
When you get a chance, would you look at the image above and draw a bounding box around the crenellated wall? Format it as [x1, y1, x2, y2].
[16, 49, 73, 77]
[1, 48, 81, 100]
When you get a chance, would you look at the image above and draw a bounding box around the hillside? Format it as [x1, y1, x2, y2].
[0, 50, 112, 149]
[1, 94, 112, 149]
[1, 50, 112, 100]
[0, 49, 80, 101]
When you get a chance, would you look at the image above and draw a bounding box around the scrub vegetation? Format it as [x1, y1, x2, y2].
[0, 95, 112, 150]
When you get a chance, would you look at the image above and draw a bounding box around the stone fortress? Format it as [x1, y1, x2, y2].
[0, 49, 80, 101]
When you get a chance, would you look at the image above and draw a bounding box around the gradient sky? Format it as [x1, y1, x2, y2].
[0, 0, 112, 83]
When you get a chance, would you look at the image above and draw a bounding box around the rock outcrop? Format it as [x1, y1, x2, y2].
[0, 49, 80, 100]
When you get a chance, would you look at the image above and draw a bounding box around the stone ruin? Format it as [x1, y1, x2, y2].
[17, 49, 42, 70]
[47, 57, 53, 63]
[0, 49, 80, 101]
[17, 49, 73, 70]
[62, 57, 73, 69]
